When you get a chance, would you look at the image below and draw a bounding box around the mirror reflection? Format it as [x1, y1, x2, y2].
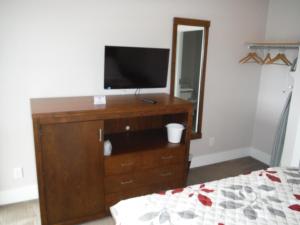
[171, 18, 210, 139]
[174, 26, 204, 133]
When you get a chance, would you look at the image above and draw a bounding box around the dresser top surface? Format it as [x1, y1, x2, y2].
[31, 93, 192, 118]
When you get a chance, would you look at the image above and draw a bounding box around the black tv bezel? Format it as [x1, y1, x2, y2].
[104, 45, 170, 89]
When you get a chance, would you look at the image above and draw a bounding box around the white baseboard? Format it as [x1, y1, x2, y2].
[0, 147, 271, 206]
[191, 147, 271, 168]
[0, 185, 38, 206]
[249, 147, 271, 165]
[190, 147, 251, 168]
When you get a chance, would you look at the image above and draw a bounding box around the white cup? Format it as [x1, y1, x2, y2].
[104, 140, 112, 156]
[165, 123, 185, 143]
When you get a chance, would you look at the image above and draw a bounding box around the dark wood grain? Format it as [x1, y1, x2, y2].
[104, 164, 184, 204]
[31, 93, 193, 225]
[170, 17, 210, 140]
[104, 128, 184, 155]
[104, 115, 164, 134]
[31, 94, 191, 120]
[32, 119, 48, 225]
[104, 177, 183, 211]
[104, 153, 139, 176]
[40, 121, 105, 225]
[104, 146, 185, 176]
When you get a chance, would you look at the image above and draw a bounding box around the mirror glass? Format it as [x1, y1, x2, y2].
[171, 18, 210, 139]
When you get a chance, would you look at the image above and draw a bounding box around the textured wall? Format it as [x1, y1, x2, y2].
[252, 0, 300, 160]
[0, 0, 268, 197]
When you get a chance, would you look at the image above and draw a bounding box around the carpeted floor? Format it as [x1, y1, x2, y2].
[0, 200, 114, 225]
[0, 157, 267, 225]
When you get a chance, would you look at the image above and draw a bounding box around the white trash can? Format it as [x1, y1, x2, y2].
[165, 123, 185, 143]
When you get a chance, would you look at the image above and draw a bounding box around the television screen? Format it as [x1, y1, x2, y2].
[104, 46, 169, 89]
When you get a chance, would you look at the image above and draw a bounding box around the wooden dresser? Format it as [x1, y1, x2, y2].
[31, 93, 193, 225]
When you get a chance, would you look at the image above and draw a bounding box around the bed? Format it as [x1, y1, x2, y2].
[111, 167, 300, 225]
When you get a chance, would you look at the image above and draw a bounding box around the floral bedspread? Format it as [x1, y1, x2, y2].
[110, 167, 300, 225]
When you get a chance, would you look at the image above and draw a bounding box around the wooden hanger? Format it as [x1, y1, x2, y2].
[239, 52, 263, 64]
[280, 54, 292, 66]
[263, 53, 272, 64]
[268, 53, 292, 66]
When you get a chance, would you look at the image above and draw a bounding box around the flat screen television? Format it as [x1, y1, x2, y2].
[104, 46, 170, 89]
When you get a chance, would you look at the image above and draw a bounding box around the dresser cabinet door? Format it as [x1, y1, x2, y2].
[40, 120, 104, 225]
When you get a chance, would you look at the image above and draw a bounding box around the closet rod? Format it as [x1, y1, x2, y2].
[247, 42, 300, 50]
[249, 45, 299, 50]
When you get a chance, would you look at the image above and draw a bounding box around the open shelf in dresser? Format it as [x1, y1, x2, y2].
[105, 128, 184, 155]
[31, 93, 193, 225]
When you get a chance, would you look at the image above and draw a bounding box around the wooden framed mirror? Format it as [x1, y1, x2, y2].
[170, 17, 210, 139]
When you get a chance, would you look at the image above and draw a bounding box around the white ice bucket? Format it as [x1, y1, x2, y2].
[165, 123, 185, 143]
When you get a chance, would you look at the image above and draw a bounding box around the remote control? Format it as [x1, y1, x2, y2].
[141, 98, 157, 104]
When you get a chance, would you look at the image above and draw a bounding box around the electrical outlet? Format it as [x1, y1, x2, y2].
[209, 137, 215, 147]
[13, 167, 24, 179]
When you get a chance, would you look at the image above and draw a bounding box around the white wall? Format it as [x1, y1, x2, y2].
[252, 55, 296, 157]
[265, 0, 300, 40]
[0, 0, 268, 204]
[281, 60, 300, 166]
[251, 0, 300, 162]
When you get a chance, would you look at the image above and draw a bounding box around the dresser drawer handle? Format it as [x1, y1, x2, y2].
[120, 180, 133, 185]
[161, 155, 174, 160]
[121, 162, 134, 167]
[160, 172, 173, 177]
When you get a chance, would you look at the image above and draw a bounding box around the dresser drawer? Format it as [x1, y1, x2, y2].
[139, 164, 184, 187]
[105, 173, 142, 194]
[105, 147, 185, 175]
[105, 186, 151, 209]
[151, 180, 184, 194]
[105, 179, 184, 210]
[153, 164, 184, 184]
[105, 164, 184, 194]
[157, 147, 185, 166]
[140, 147, 185, 169]
[105, 165, 185, 209]
[104, 154, 138, 176]
[139, 150, 159, 169]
